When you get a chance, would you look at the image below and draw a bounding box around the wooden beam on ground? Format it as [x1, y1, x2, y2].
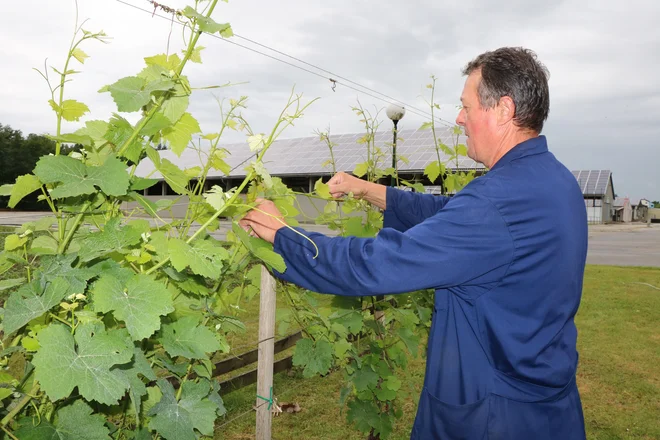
[212, 331, 302, 377]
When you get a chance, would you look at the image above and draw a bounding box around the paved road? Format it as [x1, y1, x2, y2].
[1, 211, 659, 267]
[587, 225, 660, 267]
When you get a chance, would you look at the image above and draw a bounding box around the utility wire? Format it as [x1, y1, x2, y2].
[112, 0, 455, 127]
[231, 33, 456, 127]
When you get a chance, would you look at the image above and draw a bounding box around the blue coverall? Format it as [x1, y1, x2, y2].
[272, 136, 588, 439]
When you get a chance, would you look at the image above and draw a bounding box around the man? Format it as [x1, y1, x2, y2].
[240, 47, 587, 440]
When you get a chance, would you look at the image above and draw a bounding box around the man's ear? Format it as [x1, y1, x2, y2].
[497, 96, 515, 125]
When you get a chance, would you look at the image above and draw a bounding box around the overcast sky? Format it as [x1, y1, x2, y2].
[1, 0, 658, 198]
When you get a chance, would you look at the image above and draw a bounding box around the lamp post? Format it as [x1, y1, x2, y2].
[386, 104, 405, 187]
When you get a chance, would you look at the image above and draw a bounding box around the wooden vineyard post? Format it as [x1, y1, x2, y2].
[256, 266, 276, 440]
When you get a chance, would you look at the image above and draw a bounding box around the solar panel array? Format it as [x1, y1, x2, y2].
[134, 126, 484, 179]
[571, 170, 611, 196]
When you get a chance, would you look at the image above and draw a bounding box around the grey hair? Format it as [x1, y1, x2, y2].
[462, 47, 550, 133]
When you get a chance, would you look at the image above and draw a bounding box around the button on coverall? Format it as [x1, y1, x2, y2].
[272, 136, 588, 439]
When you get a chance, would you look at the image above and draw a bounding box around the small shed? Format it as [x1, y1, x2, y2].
[613, 197, 632, 222]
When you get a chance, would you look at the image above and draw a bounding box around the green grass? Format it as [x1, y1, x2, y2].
[576, 266, 660, 439]
[215, 266, 660, 439]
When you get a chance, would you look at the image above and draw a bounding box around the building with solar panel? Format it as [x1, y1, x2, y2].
[571, 170, 615, 223]
[131, 125, 486, 219]
[131, 128, 616, 224]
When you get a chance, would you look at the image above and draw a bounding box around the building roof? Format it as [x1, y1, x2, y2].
[135, 126, 484, 179]
[137, 130, 617, 200]
[613, 197, 629, 208]
[571, 170, 612, 197]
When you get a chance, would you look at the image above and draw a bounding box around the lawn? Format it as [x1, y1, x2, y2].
[215, 265, 660, 440]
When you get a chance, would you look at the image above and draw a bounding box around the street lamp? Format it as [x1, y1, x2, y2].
[386, 104, 405, 187]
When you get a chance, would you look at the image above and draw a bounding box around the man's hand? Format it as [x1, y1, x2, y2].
[239, 199, 286, 244]
[328, 172, 387, 210]
[328, 172, 368, 199]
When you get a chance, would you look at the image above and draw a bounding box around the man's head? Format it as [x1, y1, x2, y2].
[455, 47, 550, 168]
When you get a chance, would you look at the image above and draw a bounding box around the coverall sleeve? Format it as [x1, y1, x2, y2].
[272, 187, 514, 296]
[383, 186, 451, 232]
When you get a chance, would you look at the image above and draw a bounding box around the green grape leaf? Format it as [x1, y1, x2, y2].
[424, 160, 441, 183]
[292, 339, 333, 378]
[168, 238, 228, 279]
[160, 317, 221, 360]
[79, 217, 142, 262]
[140, 112, 172, 136]
[34, 155, 90, 198]
[93, 273, 174, 340]
[148, 231, 170, 263]
[105, 76, 149, 112]
[0, 277, 25, 291]
[204, 185, 226, 211]
[144, 53, 180, 70]
[116, 347, 157, 424]
[3, 278, 70, 335]
[158, 158, 190, 195]
[148, 379, 217, 440]
[210, 150, 231, 174]
[209, 380, 227, 416]
[353, 162, 368, 178]
[14, 400, 110, 440]
[86, 155, 131, 196]
[439, 142, 453, 156]
[59, 99, 90, 122]
[161, 83, 189, 123]
[4, 234, 26, 251]
[137, 64, 168, 82]
[419, 121, 433, 130]
[344, 216, 373, 238]
[456, 143, 468, 156]
[130, 176, 160, 191]
[71, 48, 90, 64]
[396, 327, 419, 356]
[251, 161, 272, 188]
[75, 120, 109, 146]
[34, 155, 129, 199]
[231, 222, 286, 272]
[48, 133, 95, 147]
[33, 324, 132, 404]
[37, 254, 95, 296]
[247, 134, 265, 152]
[220, 26, 234, 38]
[30, 235, 59, 255]
[333, 339, 352, 360]
[182, 6, 231, 35]
[104, 114, 143, 163]
[347, 399, 381, 434]
[352, 367, 379, 393]
[0, 183, 11, 196]
[144, 79, 176, 94]
[8, 174, 42, 208]
[331, 309, 363, 334]
[314, 178, 332, 199]
[188, 46, 205, 63]
[163, 113, 201, 156]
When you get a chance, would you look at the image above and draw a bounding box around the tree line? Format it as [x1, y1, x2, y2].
[0, 123, 69, 210]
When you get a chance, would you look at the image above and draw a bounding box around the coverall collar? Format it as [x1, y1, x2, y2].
[490, 135, 548, 171]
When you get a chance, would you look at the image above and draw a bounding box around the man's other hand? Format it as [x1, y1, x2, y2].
[238, 199, 286, 244]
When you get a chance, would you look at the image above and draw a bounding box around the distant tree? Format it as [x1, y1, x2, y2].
[0, 123, 56, 210]
[652, 200, 659, 207]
